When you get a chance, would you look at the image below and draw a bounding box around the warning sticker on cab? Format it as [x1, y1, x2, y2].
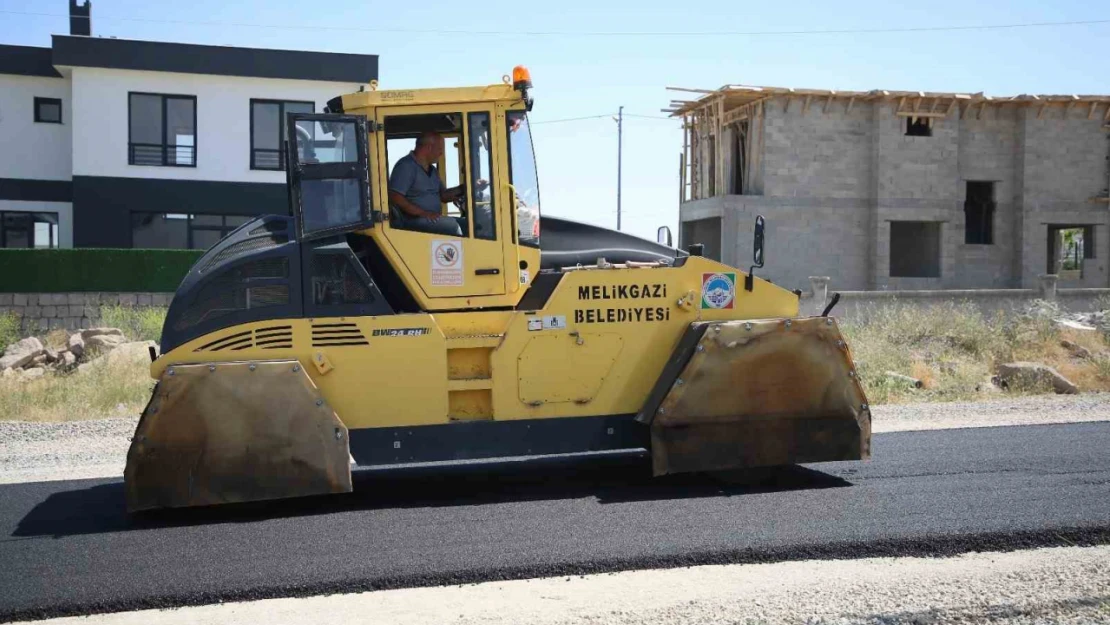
[431, 240, 463, 286]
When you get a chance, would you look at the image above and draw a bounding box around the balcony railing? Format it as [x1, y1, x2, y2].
[129, 142, 196, 167]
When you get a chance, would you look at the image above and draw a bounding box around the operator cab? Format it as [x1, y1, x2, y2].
[285, 67, 543, 309]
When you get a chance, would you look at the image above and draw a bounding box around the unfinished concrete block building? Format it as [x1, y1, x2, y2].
[671, 86, 1110, 291]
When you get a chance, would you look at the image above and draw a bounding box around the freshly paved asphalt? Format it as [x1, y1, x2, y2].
[1, 422, 1109, 622]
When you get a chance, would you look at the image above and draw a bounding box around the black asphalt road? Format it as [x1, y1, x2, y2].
[2, 422, 1110, 622]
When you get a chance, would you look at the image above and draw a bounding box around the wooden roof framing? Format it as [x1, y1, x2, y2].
[663, 84, 1110, 120]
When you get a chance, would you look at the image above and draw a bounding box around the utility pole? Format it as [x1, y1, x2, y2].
[616, 105, 623, 231]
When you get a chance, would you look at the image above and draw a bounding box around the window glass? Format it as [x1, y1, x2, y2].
[301, 179, 362, 234]
[32, 213, 59, 248]
[506, 111, 541, 247]
[192, 229, 222, 251]
[132, 213, 188, 249]
[252, 102, 280, 148]
[35, 98, 62, 123]
[166, 97, 196, 166]
[252, 100, 314, 170]
[468, 112, 496, 240]
[129, 93, 195, 167]
[296, 120, 358, 164]
[131, 213, 251, 249]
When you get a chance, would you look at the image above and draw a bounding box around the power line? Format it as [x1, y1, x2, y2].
[4, 10, 1107, 38]
[531, 114, 613, 125]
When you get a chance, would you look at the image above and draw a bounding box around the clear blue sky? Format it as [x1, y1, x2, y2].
[1, 0, 1106, 242]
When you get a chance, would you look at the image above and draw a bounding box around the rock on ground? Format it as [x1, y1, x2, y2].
[996, 362, 1079, 394]
[0, 337, 44, 371]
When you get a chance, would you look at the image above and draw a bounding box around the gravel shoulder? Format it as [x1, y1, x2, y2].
[29, 545, 1110, 625]
[1, 394, 1109, 485]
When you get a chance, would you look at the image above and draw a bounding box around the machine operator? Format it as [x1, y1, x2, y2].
[388, 131, 466, 237]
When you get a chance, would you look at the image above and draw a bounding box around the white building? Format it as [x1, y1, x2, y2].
[0, 1, 377, 248]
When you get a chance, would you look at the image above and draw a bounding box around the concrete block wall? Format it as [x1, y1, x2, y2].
[761, 100, 873, 199]
[0, 292, 172, 334]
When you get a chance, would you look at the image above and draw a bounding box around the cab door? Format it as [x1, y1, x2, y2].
[286, 113, 374, 240]
[372, 104, 510, 300]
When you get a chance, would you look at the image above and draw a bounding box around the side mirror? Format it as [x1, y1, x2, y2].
[656, 226, 673, 247]
[745, 215, 766, 292]
[752, 215, 765, 269]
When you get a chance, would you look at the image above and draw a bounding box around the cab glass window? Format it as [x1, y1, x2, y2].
[293, 119, 365, 237]
[506, 111, 540, 247]
[468, 112, 496, 241]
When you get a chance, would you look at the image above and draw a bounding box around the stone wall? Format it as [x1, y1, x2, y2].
[800, 275, 1110, 322]
[0, 293, 172, 333]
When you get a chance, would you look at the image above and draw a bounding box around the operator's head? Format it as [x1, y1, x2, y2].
[415, 131, 444, 162]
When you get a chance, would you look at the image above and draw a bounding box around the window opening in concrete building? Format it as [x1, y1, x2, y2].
[1047, 225, 1094, 278]
[0, 212, 58, 248]
[905, 117, 932, 137]
[680, 217, 722, 261]
[889, 221, 941, 278]
[964, 181, 995, 244]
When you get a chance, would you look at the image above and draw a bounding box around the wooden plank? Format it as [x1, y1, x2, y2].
[977, 102, 985, 120]
[946, 99, 957, 116]
[1088, 101, 1099, 120]
[896, 96, 906, 114]
[895, 111, 948, 118]
[1037, 103, 1047, 120]
[914, 97, 921, 112]
[1105, 104, 1110, 122]
[784, 96, 791, 114]
[667, 87, 716, 94]
[823, 95, 833, 114]
[802, 95, 811, 115]
[929, 98, 940, 113]
[847, 96, 856, 113]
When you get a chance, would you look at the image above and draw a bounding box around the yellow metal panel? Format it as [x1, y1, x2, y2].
[341, 84, 519, 111]
[447, 378, 494, 391]
[448, 389, 493, 421]
[518, 333, 623, 405]
[447, 347, 492, 380]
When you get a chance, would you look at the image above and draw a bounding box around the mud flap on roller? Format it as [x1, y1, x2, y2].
[636, 317, 871, 475]
[125, 360, 352, 512]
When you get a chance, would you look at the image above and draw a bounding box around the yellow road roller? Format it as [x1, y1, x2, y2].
[125, 67, 870, 512]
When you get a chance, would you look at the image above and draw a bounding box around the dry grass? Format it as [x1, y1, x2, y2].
[842, 301, 1110, 404]
[0, 353, 154, 422]
[0, 305, 165, 422]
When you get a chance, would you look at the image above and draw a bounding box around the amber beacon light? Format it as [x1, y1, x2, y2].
[512, 65, 532, 91]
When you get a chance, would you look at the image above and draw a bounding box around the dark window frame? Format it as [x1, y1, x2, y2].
[127, 92, 198, 168]
[33, 97, 63, 124]
[250, 98, 314, 171]
[130, 212, 251, 249]
[1, 211, 59, 248]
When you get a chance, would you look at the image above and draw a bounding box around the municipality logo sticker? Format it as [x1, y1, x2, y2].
[700, 272, 736, 309]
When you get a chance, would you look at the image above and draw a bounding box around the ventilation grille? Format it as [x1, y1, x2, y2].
[173, 259, 290, 332]
[254, 325, 293, 349]
[312, 322, 369, 347]
[194, 325, 293, 352]
[200, 234, 289, 274]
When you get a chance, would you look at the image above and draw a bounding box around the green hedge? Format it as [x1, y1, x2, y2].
[0, 249, 204, 293]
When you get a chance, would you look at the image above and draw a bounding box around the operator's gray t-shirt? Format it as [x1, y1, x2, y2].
[389, 153, 444, 215]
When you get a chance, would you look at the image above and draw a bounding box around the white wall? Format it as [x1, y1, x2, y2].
[0, 200, 74, 247]
[0, 74, 72, 180]
[69, 67, 366, 182]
